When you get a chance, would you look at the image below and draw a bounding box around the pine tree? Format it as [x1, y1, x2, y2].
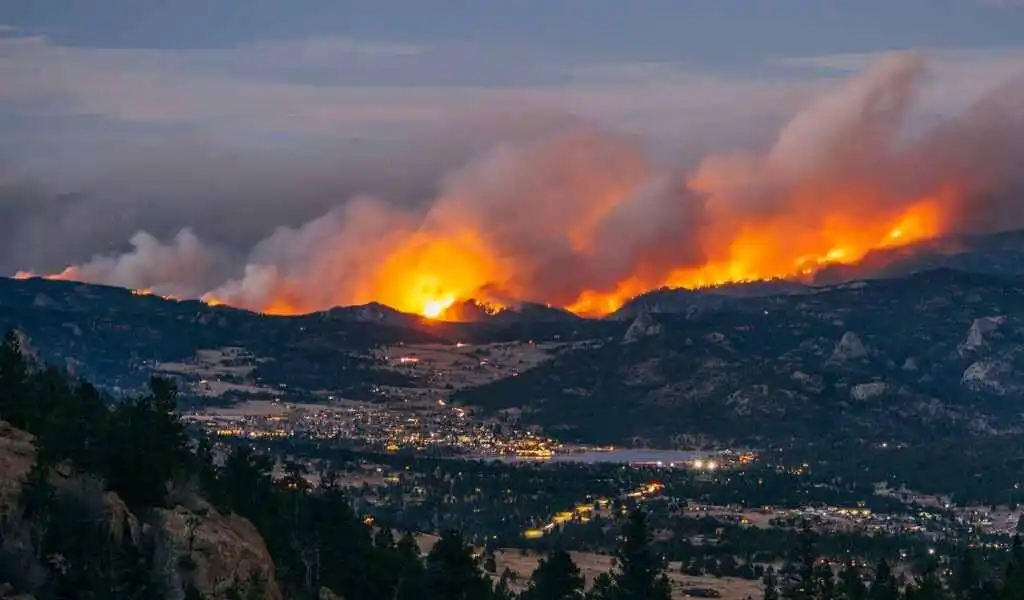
[606, 508, 671, 600]
[952, 550, 988, 600]
[374, 526, 396, 551]
[1002, 535, 1024, 600]
[838, 561, 867, 600]
[764, 566, 780, 600]
[484, 551, 498, 574]
[395, 531, 426, 600]
[911, 563, 948, 600]
[493, 570, 516, 600]
[244, 570, 268, 600]
[523, 548, 585, 600]
[815, 560, 837, 600]
[183, 583, 206, 600]
[102, 377, 190, 509]
[868, 558, 899, 600]
[782, 521, 818, 600]
[0, 329, 28, 426]
[423, 530, 492, 600]
[588, 572, 614, 600]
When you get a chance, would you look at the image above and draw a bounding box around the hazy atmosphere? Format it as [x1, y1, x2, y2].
[6, 4, 1024, 600]
[3, 0, 1024, 316]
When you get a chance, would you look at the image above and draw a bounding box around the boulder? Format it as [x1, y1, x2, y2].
[0, 422, 36, 510]
[829, 332, 868, 363]
[850, 382, 887, 401]
[962, 316, 1006, 351]
[622, 311, 663, 343]
[155, 502, 283, 600]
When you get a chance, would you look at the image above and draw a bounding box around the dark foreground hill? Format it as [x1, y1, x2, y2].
[6, 238, 1024, 449]
[453, 268, 1024, 447]
[0, 276, 614, 399]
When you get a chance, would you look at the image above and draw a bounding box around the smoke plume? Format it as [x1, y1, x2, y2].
[9, 53, 1024, 317]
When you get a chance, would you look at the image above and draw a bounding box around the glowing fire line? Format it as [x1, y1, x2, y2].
[10, 197, 946, 320]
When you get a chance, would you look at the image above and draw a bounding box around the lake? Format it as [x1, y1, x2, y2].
[483, 449, 717, 465]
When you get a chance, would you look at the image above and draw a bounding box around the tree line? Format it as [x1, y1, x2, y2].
[2, 328, 1024, 599]
[0, 329, 676, 599]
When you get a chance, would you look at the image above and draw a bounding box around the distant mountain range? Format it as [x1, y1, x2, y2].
[5, 228, 1024, 448]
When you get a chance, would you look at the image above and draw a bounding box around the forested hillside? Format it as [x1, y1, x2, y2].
[1, 328, 1024, 599]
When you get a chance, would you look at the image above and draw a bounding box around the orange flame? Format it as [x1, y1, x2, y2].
[566, 197, 945, 316]
[12, 195, 950, 319]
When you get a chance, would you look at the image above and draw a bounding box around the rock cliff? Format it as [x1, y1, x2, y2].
[0, 421, 282, 600]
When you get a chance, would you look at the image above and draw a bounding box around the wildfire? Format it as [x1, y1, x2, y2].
[10, 197, 949, 320]
[5, 52, 1017, 322]
[355, 231, 507, 320]
[562, 198, 945, 317]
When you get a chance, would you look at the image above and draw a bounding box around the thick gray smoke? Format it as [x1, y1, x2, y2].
[6, 52, 1024, 314]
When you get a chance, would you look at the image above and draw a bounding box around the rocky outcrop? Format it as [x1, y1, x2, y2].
[156, 501, 283, 600]
[962, 360, 1015, 396]
[0, 422, 282, 600]
[0, 422, 36, 510]
[961, 315, 1006, 352]
[0, 582, 35, 599]
[622, 311, 663, 343]
[828, 332, 868, 363]
[850, 382, 887, 401]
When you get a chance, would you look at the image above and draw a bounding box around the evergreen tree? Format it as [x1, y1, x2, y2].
[523, 548, 585, 600]
[606, 508, 671, 600]
[183, 583, 206, 600]
[952, 550, 988, 600]
[764, 566, 780, 600]
[423, 530, 492, 600]
[374, 526, 396, 551]
[838, 561, 868, 600]
[102, 377, 190, 508]
[782, 521, 818, 600]
[587, 573, 614, 600]
[395, 532, 426, 600]
[0, 329, 28, 427]
[493, 570, 516, 600]
[868, 558, 899, 600]
[911, 563, 947, 600]
[815, 560, 837, 600]
[1002, 535, 1024, 600]
[484, 551, 498, 574]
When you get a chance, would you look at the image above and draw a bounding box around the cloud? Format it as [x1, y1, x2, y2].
[0, 33, 814, 140]
[12, 52, 1024, 317]
[771, 46, 1024, 114]
[977, 0, 1024, 8]
[2, 34, 1023, 309]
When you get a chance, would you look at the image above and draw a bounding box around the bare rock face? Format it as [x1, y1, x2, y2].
[850, 382, 888, 401]
[0, 422, 36, 510]
[962, 360, 1015, 395]
[155, 502, 283, 600]
[622, 310, 663, 343]
[828, 331, 869, 363]
[0, 422, 282, 600]
[961, 315, 1006, 352]
[0, 582, 36, 599]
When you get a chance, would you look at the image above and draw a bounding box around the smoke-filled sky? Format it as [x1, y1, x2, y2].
[2, 1, 1024, 315]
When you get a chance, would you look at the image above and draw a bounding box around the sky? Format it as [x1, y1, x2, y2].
[1, 0, 1023, 278]
[2, 1, 1023, 162]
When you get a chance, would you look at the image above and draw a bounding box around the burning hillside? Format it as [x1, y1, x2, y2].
[10, 53, 1024, 319]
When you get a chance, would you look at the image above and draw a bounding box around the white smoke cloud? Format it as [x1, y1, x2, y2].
[11, 52, 1024, 314]
[50, 229, 231, 299]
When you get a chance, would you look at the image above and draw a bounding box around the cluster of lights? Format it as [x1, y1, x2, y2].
[692, 459, 718, 471]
